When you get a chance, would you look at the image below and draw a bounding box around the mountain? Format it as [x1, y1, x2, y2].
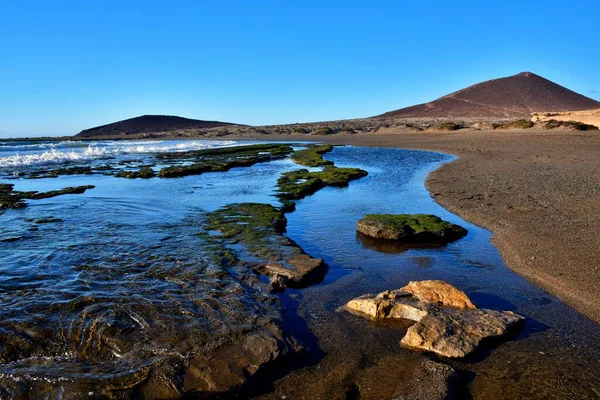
[378, 72, 600, 119]
[76, 115, 236, 137]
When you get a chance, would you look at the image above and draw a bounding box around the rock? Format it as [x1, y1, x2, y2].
[401, 280, 475, 309]
[203, 203, 327, 290]
[342, 280, 523, 358]
[0, 184, 95, 209]
[181, 323, 298, 393]
[356, 214, 467, 243]
[401, 308, 522, 358]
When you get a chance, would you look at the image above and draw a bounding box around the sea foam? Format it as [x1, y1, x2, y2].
[0, 140, 237, 168]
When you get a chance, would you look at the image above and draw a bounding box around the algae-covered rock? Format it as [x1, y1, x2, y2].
[356, 214, 467, 243]
[115, 166, 155, 179]
[157, 144, 293, 178]
[291, 144, 334, 167]
[342, 280, 523, 358]
[204, 203, 327, 290]
[278, 166, 368, 200]
[0, 184, 95, 209]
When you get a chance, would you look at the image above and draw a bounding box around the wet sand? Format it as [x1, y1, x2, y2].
[234, 129, 600, 324]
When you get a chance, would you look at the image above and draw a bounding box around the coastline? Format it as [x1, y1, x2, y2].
[217, 130, 600, 324]
[3, 130, 599, 324]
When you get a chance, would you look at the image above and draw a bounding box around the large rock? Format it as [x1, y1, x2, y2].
[402, 280, 475, 309]
[342, 280, 523, 358]
[356, 214, 467, 243]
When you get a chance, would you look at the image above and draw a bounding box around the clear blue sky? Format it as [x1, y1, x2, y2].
[1, 1, 599, 137]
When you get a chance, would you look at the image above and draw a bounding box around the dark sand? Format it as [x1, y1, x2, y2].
[234, 129, 600, 323]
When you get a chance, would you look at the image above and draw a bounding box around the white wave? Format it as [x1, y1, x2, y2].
[0, 140, 85, 150]
[0, 140, 238, 168]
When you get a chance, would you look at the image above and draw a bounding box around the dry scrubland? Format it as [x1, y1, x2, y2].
[70, 115, 598, 140]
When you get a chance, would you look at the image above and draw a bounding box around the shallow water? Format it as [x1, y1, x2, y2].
[1, 140, 599, 398]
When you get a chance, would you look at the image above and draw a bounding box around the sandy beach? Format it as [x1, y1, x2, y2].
[237, 129, 600, 323]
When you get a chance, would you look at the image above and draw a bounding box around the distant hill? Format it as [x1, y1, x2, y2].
[378, 72, 600, 119]
[76, 115, 236, 137]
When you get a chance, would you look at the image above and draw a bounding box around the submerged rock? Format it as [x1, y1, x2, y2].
[203, 203, 327, 290]
[343, 280, 523, 358]
[356, 214, 467, 243]
[0, 218, 300, 398]
[0, 184, 95, 209]
[115, 166, 156, 179]
[156, 143, 294, 178]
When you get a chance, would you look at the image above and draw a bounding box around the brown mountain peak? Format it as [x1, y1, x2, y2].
[379, 72, 600, 119]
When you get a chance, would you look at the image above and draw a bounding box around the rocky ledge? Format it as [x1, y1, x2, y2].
[356, 214, 467, 243]
[0, 183, 95, 209]
[342, 280, 524, 358]
[203, 203, 327, 291]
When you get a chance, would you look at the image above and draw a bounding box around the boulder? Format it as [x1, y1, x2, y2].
[402, 280, 475, 309]
[356, 214, 467, 243]
[342, 280, 523, 358]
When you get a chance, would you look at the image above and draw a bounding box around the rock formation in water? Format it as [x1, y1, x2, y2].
[356, 214, 467, 243]
[203, 203, 327, 291]
[343, 280, 524, 358]
[0, 183, 95, 209]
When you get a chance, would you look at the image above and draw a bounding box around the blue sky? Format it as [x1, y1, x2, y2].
[1, 1, 599, 137]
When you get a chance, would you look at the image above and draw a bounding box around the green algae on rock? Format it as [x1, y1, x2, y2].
[356, 214, 467, 243]
[278, 166, 368, 200]
[155, 143, 293, 160]
[27, 166, 93, 179]
[0, 183, 95, 209]
[115, 166, 156, 179]
[157, 144, 293, 178]
[204, 203, 326, 290]
[291, 144, 334, 167]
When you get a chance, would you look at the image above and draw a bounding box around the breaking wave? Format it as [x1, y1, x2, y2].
[0, 140, 237, 168]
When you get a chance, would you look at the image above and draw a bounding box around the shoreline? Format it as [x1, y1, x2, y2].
[217, 130, 600, 324]
[2, 131, 598, 324]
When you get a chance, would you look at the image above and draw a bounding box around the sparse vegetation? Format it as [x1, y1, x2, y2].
[540, 119, 599, 131]
[311, 127, 334, 135]
[559, 120, 598, 131]
[431, 123, 461, 131]
[498, 119, 534, 129]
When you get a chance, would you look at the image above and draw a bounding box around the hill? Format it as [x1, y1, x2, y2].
[76, 115, 236, 137]
[378, 72, 600, 119]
